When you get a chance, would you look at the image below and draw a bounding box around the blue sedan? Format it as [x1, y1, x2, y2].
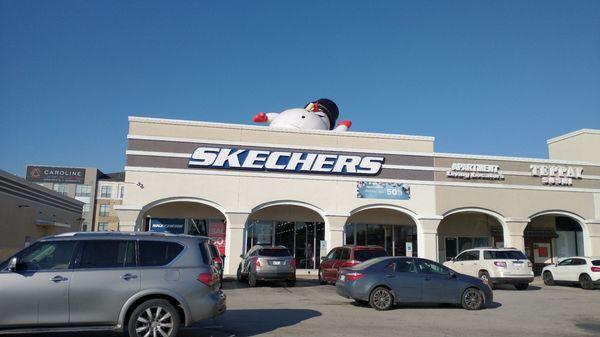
[336, 257, 493, 310]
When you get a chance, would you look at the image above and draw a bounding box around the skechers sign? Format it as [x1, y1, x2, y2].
[188, 147, 384, 175]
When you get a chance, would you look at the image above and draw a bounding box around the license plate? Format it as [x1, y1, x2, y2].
[272, 260, 282, 265]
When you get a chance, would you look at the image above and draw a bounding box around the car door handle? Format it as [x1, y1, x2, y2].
[385, 274, 395, 278]
[121, 273, 138, 280]
[50, 275, 68, 282]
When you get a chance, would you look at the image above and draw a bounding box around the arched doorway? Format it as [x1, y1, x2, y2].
[139, 199, 228, 255]
[246, 203, 325, 270]
[438, 210, 505, 262]
[525, 212, 586, 275]
[344, 207, 419, 257]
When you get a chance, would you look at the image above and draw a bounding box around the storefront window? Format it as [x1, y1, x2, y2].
[246, 220, 324, 269]
[344, 223, 417, 257]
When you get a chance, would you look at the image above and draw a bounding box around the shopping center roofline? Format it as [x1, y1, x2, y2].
[128, 116, 436, 142]
[546, 128, 600, 144]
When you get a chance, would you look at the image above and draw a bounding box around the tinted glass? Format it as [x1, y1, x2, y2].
[558, 259, 572, 266]
[396, 259, 417, 273]
[456, 251, 479, 261]
[209, 244, 219, 258]
[592, 260, 600, 266]
[79, 240, 135, 269]
[198, 242, 210, 264]
[139, 241, 184, 266]
[258, 248, 291, 257]
[572, 258, 587, 265]
[340, 248, 351, 260]
[417, 260, 449, 275]
[17, 241, 76, 271]
[483, 250, 527, 260]
[354, 249, 387, 262]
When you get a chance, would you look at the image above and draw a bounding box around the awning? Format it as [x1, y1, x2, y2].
[36, 219, 71, 228]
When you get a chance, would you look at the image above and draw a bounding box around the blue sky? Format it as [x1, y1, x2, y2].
[1, 1, 599, 175]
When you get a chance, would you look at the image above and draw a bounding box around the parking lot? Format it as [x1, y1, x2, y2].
[5, 277, 599, 337]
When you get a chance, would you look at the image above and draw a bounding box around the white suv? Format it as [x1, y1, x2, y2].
[444, 247, 534, 290]
[542, 257, 600, 290]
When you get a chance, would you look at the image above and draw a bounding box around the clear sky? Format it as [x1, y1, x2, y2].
[1, 1, 599, 176]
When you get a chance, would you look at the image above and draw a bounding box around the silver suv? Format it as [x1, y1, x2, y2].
[236, 245, 296, 287]
[0, 232, 226, 337]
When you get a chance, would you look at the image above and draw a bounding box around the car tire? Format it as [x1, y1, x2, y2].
[369, 287, 394, 311]
[543, 271, 555, 286]
[514, 283, 529, 290]
[248, 272, 257, 287]
[127, 299, 180, 337]
[461, 287, 484, 310]
[236, 266, 244, 282]
[580, 274, 594, 290]
[318, 269, 326, 285]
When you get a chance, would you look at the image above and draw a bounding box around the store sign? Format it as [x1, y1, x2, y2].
[446, 163, 504, 180]
[530, 164, 583, 186]
[209, 221, 227, 255]
[189, 147, 384, 175]
[26, 165, 86, 184]
[150, 218, 185, 234]
[356, 181, 410, 200]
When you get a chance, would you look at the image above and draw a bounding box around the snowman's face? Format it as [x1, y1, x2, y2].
[269, 108, 331, 130]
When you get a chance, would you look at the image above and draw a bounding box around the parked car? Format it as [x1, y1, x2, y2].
[336, 257, 493, 310]
[236, 245, 296, 287]
[542, 256, 600, 290]
[0, 232, 225, 337]
[443, 247, 534, 290]
[207, 241, 224, 287]
[319, 245, 388, 284]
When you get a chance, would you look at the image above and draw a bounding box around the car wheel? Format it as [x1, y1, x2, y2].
[128, 299, 180, 337]
[543, 271, 555, 286]
[514, 283, 529, 290]
[248, 272, 257, 287]
[369, 287, 394, 311]
[461, 288, 484, 310]
[236, 266, 244, 282]
[580, 274, 594, 290]
[318, 269, 326, 285]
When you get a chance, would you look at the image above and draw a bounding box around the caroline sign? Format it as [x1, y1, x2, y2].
[189, 147, 384, 175]
[530, 164, 583, 186]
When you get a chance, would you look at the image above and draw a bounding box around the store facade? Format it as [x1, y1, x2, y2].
[116, 118, 600, 275]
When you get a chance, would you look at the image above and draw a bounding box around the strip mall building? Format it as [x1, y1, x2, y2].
[116, 117, 600, 275]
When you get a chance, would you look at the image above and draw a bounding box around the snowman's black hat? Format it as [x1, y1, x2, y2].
[305, 98, 339, 130]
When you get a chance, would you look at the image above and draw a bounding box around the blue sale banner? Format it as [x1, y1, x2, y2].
[356, 182, 411, 200]
[150, 218, 185, 234]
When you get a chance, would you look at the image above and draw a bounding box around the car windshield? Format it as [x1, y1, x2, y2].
[354, 249, 387, 262]
[259, 248, 290, 257]
[484, 250, 527, 260]
[592, 260, 600, 266]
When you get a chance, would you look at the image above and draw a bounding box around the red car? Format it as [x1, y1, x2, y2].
[319, 245, 388, 284]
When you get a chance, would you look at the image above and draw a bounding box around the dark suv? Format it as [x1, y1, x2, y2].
[0, 232, 225, 337]
[319, 245, 388, 284]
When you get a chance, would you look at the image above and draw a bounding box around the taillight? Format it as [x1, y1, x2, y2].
[591, 267, 600, 272]
[345, 272, 364, 281]
[213, 256, 222, 264]
[197, 272, 215, 287]
[291, 258, 296, 268]
[341, 260, 360, 268]
[254, 257, 261, 267]
[494, 261, 507, 268]
[527, 261, 532, 268]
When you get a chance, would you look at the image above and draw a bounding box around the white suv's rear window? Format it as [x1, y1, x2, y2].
[592, 260, 600, 266]
[484, 250, 527, 260]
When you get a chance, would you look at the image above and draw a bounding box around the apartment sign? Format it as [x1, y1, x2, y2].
[530, 165, 583, 186]
[446, 163, 504, 180]
[26, 165, 86, 184]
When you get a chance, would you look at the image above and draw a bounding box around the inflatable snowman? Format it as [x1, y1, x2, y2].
[253, 98, 352, 131]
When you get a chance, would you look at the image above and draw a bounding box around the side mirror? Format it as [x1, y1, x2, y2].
[7, 257, 18, 271]
[239, 254, 244, 258]
[221, 255, 226, 259]
[320, 256, 326, 261]
[449, 270, 456, 278]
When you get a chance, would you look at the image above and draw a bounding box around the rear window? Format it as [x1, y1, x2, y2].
[484, 250, 527, 260]
[139, 241, 184, 266]
[258, 248, 291, 257]
[354, 249, 387, 262]
[592, 260, 600, 266]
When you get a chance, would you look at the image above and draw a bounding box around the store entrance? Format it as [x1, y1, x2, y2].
[344, 208, 418, 257]
[246, 205, 325, 269]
